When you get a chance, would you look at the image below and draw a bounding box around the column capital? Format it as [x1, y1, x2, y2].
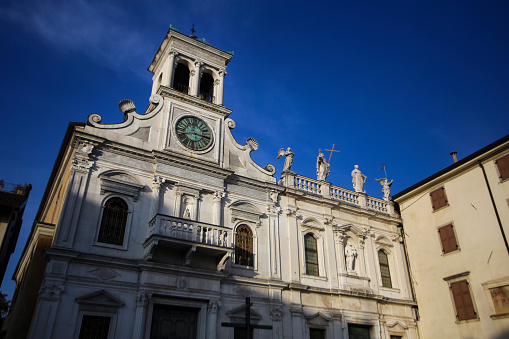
[137, 292, 149, 307]
[208, 300, 220, 314]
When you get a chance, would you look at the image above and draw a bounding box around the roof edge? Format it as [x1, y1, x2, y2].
[393, 134, 509, 201]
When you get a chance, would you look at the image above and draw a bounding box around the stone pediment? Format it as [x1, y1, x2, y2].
[301, 218, 324, 231]
[375, 235, 393, 247]
[229, 201, 263, 224]
[227, 305, 262, 322]
[387, 320, 409, 330]
[76, 290, 124, 308]
[305, 312, 331, 326]
[99, 170, 145, 201]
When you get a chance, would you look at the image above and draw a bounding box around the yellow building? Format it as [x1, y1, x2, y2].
[393, 135, 509, 339]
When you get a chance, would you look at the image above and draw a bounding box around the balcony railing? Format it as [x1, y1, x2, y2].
[284, 174, 394, 216]
[148, 214, 232, 249]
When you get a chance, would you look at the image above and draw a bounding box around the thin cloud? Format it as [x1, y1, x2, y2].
[1, 0, 153, 78]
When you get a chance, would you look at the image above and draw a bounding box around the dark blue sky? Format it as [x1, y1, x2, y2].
[1, 0, 508, 296]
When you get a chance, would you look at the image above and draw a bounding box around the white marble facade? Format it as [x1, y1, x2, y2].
[18, 28, 418, 339]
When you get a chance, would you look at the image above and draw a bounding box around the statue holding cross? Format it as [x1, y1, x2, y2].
[316, 144, 340, 181]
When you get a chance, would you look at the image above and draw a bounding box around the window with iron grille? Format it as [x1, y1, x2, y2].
[309, 328, 325, 339]
[235, 225, 253, 266]
[98, 198, 128, 246]
[438, 224, 459, 254]
[495, 154, 509, 181]
[450, 279, 477, 321]
[378, 250, 392, 288]
[304, 233, 319, 276]
[78, 315, 111, 339]
[430, 187, 448, 211]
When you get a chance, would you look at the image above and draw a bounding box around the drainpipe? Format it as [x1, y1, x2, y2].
[478, 161, 509, 255]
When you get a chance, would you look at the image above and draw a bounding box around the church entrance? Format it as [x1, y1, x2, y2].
[348, 324, 371, 339]
[150, 304, 199, 339]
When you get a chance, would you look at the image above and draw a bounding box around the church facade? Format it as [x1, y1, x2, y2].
[5, 28, 418, 339]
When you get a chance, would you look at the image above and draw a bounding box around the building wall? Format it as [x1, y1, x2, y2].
[395, 145, 509, 339]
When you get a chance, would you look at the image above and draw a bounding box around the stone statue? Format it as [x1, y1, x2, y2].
[345, 243, 358, 271]
[277, 147, 294, 173]
[182, 208, 191, 219]
[375, 178, 393, 201]
[316, 150, 330, 181]
[351, 165, 367, 193]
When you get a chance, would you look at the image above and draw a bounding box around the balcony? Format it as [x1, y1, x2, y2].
[143, 214, 233, 271]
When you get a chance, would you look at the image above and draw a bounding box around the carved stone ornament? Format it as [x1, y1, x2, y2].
[177, 277, 188, 289]
[152, 175, 166, 188]
[286, 206, 298, 216]
[77, 142, 94, 155]
[214, 190, 226, 201]
[40, 284, 65, 299]
[208, 300, 220, 314]
[234, 286, 253, 297]
[89, 267, 118, 280]
[270, 305, 284, 321]
[269, 190, 279, 205]
[137, 292, 149, 307]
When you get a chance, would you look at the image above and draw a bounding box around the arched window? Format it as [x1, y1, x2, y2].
[199, 72, 214, 102]
[304, 233, 319, 276]
[173, 63, 190, 94]
[98, 197, 128, 246]
[378, 250, 392, 288]
[235, 225, 253, 266]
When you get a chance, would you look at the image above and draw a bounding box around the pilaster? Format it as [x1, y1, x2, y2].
[132, 292, 149, 339]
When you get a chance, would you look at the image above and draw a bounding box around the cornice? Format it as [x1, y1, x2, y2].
[153, 150, 233, 179]
[158, 86, 232, 117]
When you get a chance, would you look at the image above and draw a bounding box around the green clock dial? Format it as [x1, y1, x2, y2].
[176, 116, 212, 150]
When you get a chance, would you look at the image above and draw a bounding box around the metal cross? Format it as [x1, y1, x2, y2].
[191, 24, 196, 35]
[221, 297, 273, 339]
[324, 144, 340, 163]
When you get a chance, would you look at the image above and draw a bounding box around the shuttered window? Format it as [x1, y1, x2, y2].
[235, 225, 253, 266]
[378, 250, 392, 288]
[450, 280, 477, 321]
[438, 224, 459, 254]
[430, 187, 448, 211]
[495, 154, 509, 181]
[305, 233, 319, 276]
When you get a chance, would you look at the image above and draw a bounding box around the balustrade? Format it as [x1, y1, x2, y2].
[148, 214, 231, 248]
[294, 175, 321, 194]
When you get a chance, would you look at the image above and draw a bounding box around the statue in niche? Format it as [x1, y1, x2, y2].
[345, 243, 358, 272]
[351, 165, 367, 193]
[277, 147, 294, 173]
[316, 149, 330, 181]
[375, 178, 393, 201]
[182, 208, 191, 219]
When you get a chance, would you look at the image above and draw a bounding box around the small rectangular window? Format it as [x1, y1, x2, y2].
[430, 187, 448, 211]
[495, 154, 509, 181]
[79, 315, 111, 339]
[450, 280, 477, 321]
[438, 224, 459, 254]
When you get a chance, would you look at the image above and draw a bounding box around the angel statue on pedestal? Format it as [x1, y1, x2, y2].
[375, 178, 393, 201]
[277, 147, 294, 173]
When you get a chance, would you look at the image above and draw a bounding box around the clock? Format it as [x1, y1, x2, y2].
[175, 116, 212, 150]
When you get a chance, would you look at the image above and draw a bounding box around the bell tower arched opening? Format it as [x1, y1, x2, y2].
[173, 63, 190, 94]
[199, 72, 214, 102]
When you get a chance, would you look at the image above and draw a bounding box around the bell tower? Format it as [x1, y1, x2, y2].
[148, 27, 233, 106]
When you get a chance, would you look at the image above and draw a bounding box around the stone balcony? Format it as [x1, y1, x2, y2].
[143, 214, 233, 271]
[282, 173, 396, 216]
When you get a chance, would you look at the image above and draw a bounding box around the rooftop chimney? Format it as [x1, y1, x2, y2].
[450, 151, 458, 163]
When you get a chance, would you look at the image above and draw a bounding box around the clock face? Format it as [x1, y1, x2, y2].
[176, 116, 212, 150]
